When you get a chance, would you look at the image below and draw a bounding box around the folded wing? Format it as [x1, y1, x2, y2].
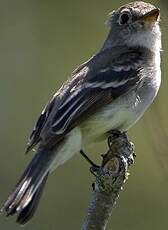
[26, 48, 142, 152]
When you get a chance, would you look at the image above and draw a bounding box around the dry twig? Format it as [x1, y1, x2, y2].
[82, 131, 135, 230]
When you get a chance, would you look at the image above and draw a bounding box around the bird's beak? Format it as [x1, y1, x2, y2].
[139, 8, 160, 24]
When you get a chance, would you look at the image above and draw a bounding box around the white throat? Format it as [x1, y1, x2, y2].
[127, 25, 161, 53]
[126, 24, 161, 70]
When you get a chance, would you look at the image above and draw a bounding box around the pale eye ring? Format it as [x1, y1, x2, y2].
[119, 11, 132, 25]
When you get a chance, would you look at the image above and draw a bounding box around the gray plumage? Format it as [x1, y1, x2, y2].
[1, 1, 161, 224]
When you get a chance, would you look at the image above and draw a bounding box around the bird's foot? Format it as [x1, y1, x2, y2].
[90, 165, 101, 177]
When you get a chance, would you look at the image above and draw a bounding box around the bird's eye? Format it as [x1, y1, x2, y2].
[119, 12, 131, 25]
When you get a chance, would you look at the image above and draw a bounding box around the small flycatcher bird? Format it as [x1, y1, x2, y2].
[1, 1, 161, 225]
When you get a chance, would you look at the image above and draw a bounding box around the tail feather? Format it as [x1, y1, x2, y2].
[16, 173, 48, 225]
[1, 149, 53, 224]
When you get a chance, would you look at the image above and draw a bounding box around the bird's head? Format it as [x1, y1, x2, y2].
[105, 1, 161, 51]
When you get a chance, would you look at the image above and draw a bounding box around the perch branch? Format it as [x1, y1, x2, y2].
[82, 131, 135, 230]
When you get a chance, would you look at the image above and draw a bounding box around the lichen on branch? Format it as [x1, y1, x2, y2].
[82, 131, 135, 230]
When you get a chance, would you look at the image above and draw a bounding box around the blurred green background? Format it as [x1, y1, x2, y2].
[0, 0, 168, 229]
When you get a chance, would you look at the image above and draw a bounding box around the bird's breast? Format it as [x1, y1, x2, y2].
[81, 91, 137, 145]
[81, 74, 160, 146]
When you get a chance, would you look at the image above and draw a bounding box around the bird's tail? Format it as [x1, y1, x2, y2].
[1, 149, 54, 225]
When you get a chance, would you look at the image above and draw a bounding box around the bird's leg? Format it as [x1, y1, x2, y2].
[80, 150, 99, 168]
[80, 150, 100, 176]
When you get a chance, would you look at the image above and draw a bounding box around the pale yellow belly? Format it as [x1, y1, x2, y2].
[80, 91, 138, 147]
[80, 77, 159, 147]
[81, 108, 134, 144]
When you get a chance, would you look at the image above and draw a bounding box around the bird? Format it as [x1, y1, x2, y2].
[1, 1, 161, 225]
